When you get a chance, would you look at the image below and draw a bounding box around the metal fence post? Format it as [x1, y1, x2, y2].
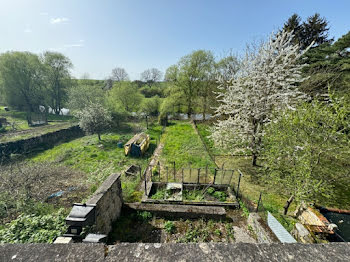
[158, 161, 161, 179]
[236, 170, 242, 198]
[144, 172, 147, 195]
[173, 161, 176, 181]
[256, 192, 262, 212]
[166, 166, 169, 182]
[213, 169, 217, 184]
[205, 165, 208, 184]
[197, 168, 200, 184]
[189, 166, 192, 182]
[182, 168, 184, 183]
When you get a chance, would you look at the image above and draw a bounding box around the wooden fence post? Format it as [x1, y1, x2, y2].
[197, 168, 200, 184]
[182, 168, 184, 183]
[173, 161, 176, 181]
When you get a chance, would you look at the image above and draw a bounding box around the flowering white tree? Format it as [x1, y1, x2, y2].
[76, 103, 112, 140]
[211, 30, 311, 166]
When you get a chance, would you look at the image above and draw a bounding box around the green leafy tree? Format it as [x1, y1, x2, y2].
[141, 96, 161, 116]
[263, 99, 350, 213]
[0, 51, 46, 112]
[165, 50, 216, 117]
[42, 51, 73, 114]
[107, 82, 143, 112]
[76, 103, 112, 140]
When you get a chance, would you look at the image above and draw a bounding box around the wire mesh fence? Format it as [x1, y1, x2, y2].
[149, 161, 241, 187]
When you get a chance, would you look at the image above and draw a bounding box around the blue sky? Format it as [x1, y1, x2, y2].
[0, 0, 349, 80]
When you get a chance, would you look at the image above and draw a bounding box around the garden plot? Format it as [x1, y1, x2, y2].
[146, 183, 239, 208]
[108, 208, 255, 244]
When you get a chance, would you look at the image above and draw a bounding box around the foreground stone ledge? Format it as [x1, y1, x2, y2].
[0, 243, 105, 262]
[1, 243, 349, 262]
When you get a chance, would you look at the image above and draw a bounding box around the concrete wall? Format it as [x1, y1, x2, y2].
[248, 213, 279, 243]
[86, 173, 123, 235]
[0, 125, 83, 158]
[1, 243, 350, 261]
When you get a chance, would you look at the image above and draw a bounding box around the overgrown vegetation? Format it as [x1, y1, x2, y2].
[31, 120, 161, 202]
[108, 210, 243, 244]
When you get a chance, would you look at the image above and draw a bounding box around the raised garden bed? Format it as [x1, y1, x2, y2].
[143, 182, 239, 208]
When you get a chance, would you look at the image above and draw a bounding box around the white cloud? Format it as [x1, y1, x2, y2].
[50, 17, 69, 24]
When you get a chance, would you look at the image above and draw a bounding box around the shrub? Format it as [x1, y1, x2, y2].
[164, 221, 176, 234]
[0, 209, 67, 243]
[136, 211, 152, 221]
[207, 187, 215, 195]
[213, 191, 227, 202]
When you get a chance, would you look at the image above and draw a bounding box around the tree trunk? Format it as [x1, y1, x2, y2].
[283, 195, 294, 215]
[252, 153, 257, 166]
[98, 133, 101, 140]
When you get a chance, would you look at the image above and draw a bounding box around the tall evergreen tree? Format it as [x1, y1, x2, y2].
[283, 13, 303, 45]
[301, 31, 350, 94]
[283, 13, 332, 50]
[300, 13, 333, 49]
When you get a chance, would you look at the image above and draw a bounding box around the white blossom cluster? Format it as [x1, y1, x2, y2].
[211, 30, 310, 157]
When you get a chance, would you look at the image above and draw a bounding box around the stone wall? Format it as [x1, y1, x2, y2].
[0, 125, 83, 158]
[86, 173, 123, 234]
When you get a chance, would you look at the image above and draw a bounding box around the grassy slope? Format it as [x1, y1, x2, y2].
[32, 121, 162, 202]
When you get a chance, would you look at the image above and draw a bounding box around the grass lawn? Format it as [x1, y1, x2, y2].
[158, 121, 216, 182]
[31, 121, 162, 202]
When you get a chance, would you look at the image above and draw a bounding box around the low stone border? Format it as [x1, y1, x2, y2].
[125, 202, 226, 220]
[0, 125, 83, 158]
